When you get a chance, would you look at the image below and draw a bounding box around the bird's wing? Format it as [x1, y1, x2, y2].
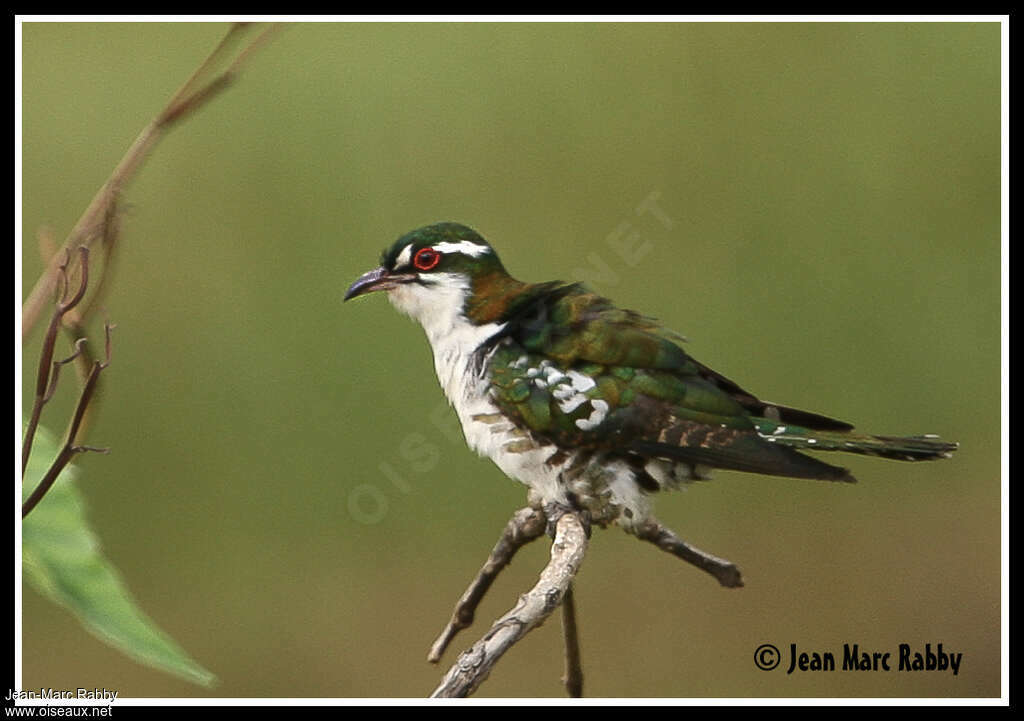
[486, 286, 854, 481]
[500, 283, 853, 427]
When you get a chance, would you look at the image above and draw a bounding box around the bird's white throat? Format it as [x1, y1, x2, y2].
[386, 273, 506, 408]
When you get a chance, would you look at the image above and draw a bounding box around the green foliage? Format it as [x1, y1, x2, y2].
[22, 421, 216, 688]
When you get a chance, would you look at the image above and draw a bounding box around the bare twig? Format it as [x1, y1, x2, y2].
[23, 322, 114, 518]
[22, 247, 91, 476]
[59, 194, 120, 335]
[430, 511, 588, 698]
[21, 22, 280, 337]
[54, 194, 121, 438]
[561, 583, 583, 698]
[633, 518, 744, 588]
[428, 506, 548, 664]
[42, 338, 87, 404]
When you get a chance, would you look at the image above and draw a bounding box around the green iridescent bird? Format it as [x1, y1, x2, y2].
[345, 223, 957, 528]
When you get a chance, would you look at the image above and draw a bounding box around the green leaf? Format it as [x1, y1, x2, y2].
[22, 422, 217, 688]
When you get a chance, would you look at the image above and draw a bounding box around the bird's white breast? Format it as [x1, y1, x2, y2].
[386, 278, 650, 526]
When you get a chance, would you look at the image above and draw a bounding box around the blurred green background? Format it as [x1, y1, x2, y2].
[20, 21, 1001, 698]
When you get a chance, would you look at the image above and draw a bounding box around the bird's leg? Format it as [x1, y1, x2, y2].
[427, 505, 548, 663]
[632, 518, 744, 588]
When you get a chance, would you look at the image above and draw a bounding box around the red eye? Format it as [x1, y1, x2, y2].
[413, 247, 441, 271]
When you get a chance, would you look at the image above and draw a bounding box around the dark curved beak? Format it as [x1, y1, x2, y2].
[344, 266, 416, 301]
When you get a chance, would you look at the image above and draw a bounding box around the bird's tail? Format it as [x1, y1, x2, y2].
[752, 418, 959, 462]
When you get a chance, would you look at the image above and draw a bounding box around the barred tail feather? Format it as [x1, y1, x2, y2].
[753, 419, 959, 462]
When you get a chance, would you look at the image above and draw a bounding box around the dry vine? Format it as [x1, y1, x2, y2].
[21, 24, 279, 515]
[21, 247, 113, 518]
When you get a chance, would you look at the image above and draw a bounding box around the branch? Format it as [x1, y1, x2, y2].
[430, 511, 588, 698]
[22, 247, 91, 476]
[560, 583, 583, 698]
[53, 197, 122, 438]
[428, 506, 547, 663]
[23, 322, 114, 518]
[633, 517, 744, 588]
[22, 22, 281, 337]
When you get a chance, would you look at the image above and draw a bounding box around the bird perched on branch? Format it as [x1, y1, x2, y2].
[345, 222, 956, 529]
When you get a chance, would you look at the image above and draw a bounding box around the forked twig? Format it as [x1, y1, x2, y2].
[23, 322, 114, 518]
[431, 511, 588, 698]
[51, 194, 122, 438]
[22, 247, 91, 476]
[57, 196, 120, 330]
[428, 506, 548, 664]
[425, 507, 744, 696]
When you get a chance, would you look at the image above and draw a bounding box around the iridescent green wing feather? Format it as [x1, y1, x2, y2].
[486, 284, 857, 481]
[503, 284, 853, 428]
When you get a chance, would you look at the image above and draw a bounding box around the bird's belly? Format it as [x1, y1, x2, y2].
[458, 400, 567, 503]
[455, 396, 651, 527]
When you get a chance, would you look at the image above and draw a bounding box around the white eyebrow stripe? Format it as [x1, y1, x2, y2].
[393, 243, 414, 269]
[433, 240, 491, 257]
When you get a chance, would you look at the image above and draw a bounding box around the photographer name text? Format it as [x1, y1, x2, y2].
[786, 643, 962, 676]
[6, 688, 118, 702]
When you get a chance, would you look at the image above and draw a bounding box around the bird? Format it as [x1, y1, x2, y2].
[344, 222, 957, 530]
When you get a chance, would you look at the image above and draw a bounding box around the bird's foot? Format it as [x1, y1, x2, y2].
[543, 499, 591, 539]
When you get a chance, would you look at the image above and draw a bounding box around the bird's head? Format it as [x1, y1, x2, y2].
[345, 223, 523, 334]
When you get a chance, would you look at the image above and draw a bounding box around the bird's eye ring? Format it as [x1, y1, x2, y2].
[413, 247, 441, 271]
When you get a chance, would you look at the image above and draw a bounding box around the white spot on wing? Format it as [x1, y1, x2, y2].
[552, 385, 574, 400]
[544, 368, 567, 385]
[566, 371, 596, 392]
[576, 400, 609, 430]
[558, 394, 589, 414]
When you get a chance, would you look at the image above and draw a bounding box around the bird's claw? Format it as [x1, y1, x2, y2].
[543, 501, 591, 539]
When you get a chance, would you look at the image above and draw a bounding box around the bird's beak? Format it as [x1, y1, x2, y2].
[343, 266, 417, 301]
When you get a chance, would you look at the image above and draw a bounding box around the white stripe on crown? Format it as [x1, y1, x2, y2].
[433, 240, 491, 257]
